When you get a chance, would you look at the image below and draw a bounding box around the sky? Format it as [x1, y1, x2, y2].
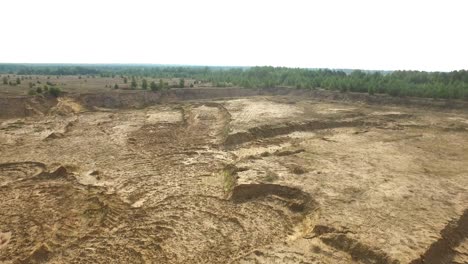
[1, 0, 467, 71]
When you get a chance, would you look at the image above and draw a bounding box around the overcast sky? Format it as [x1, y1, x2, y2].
[1, 0, 467, 71]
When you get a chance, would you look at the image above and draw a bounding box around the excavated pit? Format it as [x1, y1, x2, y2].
[0, 92, 467, 263]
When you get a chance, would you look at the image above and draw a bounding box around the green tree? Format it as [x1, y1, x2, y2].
[16, 77, 21, 84]
[159, 79, 164, 90]
[123, 77, 127, 84]
[368, 85, 375, 95]
[142, 79, 148, 90]
[131, 77, 137, 89]
[179, 78, 185, 88]
[114, 84, 119, 89]
[150, 81, 158, 91]
[36, 87, 43, 93]
[2, 76, 7, 85]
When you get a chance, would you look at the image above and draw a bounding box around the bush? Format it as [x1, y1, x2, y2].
[48, 87, 62, 97]
[150, 81, 158, 91]
[264, 170, 279, 182]
[36, 87, 43, 93]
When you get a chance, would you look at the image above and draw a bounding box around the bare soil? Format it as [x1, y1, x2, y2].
[0, 90, 467, 263]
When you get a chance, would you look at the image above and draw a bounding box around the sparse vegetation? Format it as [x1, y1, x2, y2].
[1, 64, 467, 100]
[222, 165, 238, 195]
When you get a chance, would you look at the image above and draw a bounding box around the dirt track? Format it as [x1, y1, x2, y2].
[0, 94, 467, 263]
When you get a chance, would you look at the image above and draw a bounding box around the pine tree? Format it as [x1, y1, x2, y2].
[131, 77, 137, 89]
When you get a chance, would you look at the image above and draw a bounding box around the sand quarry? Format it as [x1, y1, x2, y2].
[0, 91, 467, 263]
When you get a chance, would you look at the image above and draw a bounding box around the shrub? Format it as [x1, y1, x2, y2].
[264, 170, 279, 182]
[150, 81, 158, 91]
[48, 87, 62, 97]
[290, 165, 307, 175]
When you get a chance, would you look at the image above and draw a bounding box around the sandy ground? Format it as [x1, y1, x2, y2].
[0, 96, 467, 263]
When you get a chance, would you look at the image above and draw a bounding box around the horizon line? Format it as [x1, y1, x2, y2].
[0, 62, 466, 73]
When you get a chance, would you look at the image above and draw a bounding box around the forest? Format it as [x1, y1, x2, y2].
[0, 64, 467, 100]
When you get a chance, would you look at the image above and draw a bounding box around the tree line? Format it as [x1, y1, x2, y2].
[1, 64, 467, 100]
